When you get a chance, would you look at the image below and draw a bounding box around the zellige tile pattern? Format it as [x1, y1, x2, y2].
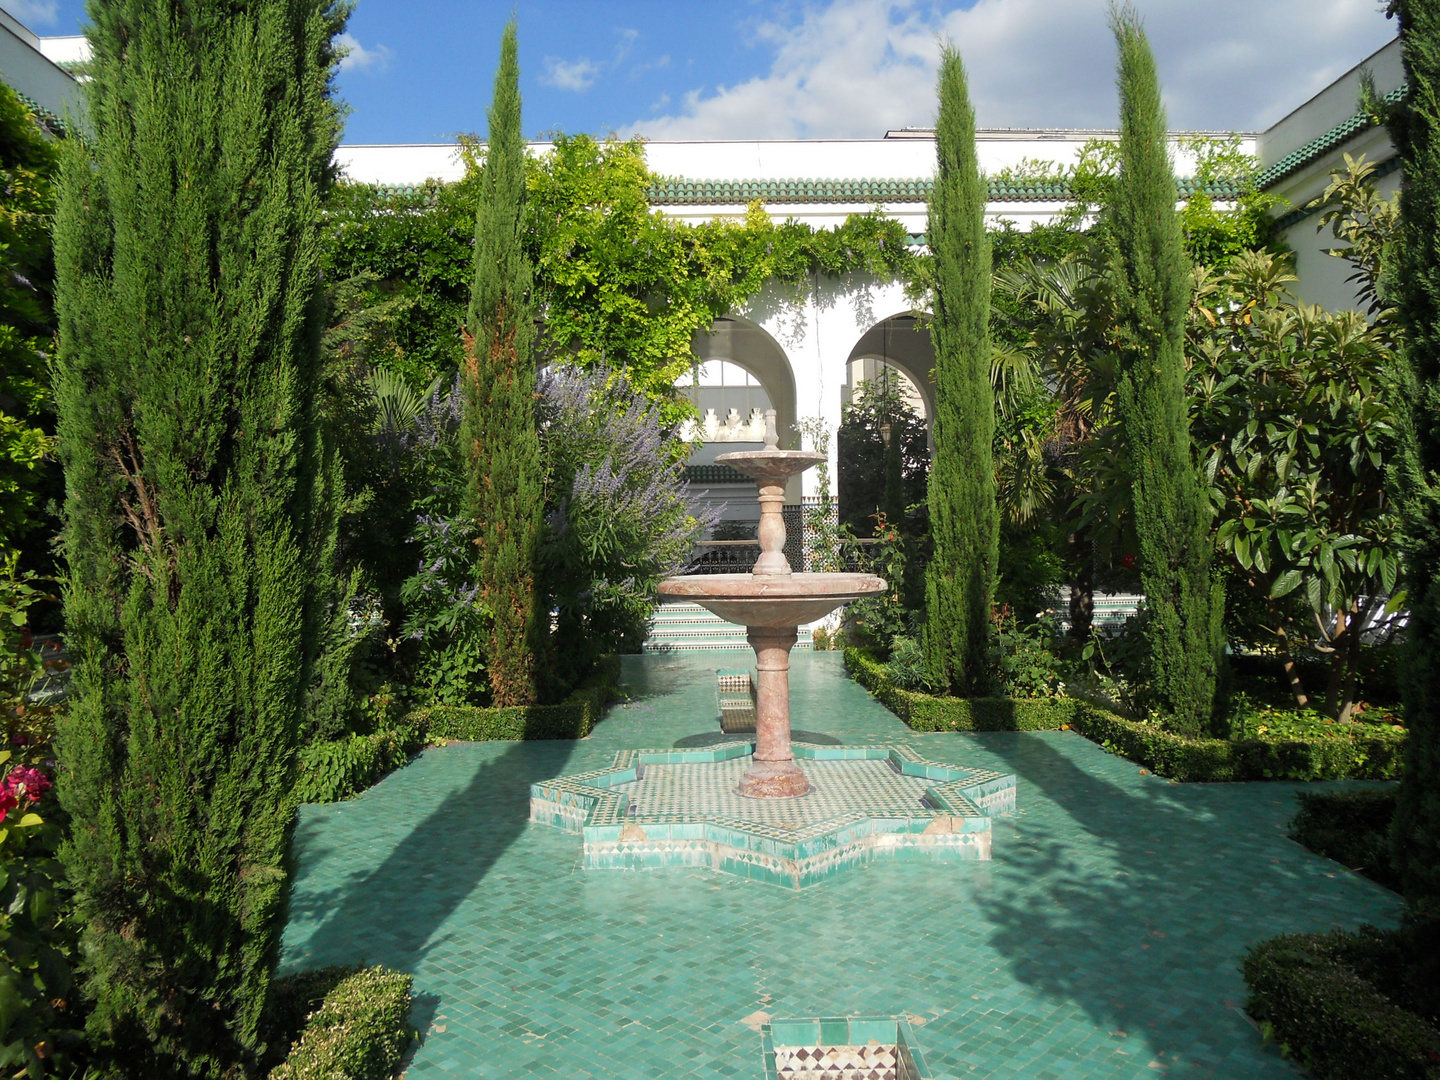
[281, 650, 1403, 1079]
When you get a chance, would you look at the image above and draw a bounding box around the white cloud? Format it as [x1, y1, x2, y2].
[336, 32, 391, 74]
[628, 0, 1397, 140]
[614, 28, 639, 64]
[545, 29, 655, 94]
[0, 0, 59, 27]
[542, 56, 602, 92]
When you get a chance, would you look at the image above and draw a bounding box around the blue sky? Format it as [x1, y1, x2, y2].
[5, 0, 1400, 143]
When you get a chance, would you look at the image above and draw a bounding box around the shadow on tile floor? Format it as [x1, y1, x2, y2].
[966, 730, 1398, 1077]
[283, 737, 581, 975]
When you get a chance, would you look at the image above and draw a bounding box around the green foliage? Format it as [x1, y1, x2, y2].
[264, 966, 354, 1069]
[797, 417, 843, 572]
[1387, 0, 1440, 920]
[322, 179, 479, 392]
[400, 512, 489, 706]
[986, 611, 1065, 699]
[849, 641, 1408, 779]
[50, 1, 350, 1074]
[268, 966, 413, 1080]
[406, 656, 619, 742]
[883, 636, 938, 693]
[925, 46, 999, 695]
[1242, 929, 1440, 1080]
[1313, 153, 1401, 318]
[0, 748, 82, 1079]
[1289, 788, 1400, 891]
[0, 565, 82, 1078]
[1226, 694, 1403, 742]
[1176, 134, 1283, 267]
[1190, 249, 1403, 720]
[846, 647, 1079, 731]
[1069, 703, 1405, 782]
[844, 513, 912, 653]
[836, 380, 929, 539]
[294, 727, 419, 805]
[465, 21, 544, 708]
[0, 82, 60, 560]
[1104, 9, 1223, 734]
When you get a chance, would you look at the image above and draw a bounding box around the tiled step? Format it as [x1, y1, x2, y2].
[644, 602, 813, 652]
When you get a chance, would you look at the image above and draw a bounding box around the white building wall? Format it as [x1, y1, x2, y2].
[1259, 37, 1402, 314]
[0, 9, 83, 121]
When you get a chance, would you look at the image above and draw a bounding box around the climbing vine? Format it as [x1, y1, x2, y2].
[325, 134, 921, 424]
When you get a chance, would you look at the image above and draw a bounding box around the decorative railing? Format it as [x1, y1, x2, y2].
[684, 464, 754, 485]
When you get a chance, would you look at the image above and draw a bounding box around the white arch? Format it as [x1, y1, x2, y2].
[692, 315, 800, 451]
[846, 312, 935, 423]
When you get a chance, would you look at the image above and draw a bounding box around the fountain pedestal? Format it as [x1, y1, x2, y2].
[659, 410, 886, 798]
[742, 626, 805, 797]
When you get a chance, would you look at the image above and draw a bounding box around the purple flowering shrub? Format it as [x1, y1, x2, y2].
[538, 366, 717, 671]
[395, 366, 712, 701]
[393, 379, 492, 705]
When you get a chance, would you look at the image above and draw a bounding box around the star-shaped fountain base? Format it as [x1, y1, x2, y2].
[530, 743, 1015, 889]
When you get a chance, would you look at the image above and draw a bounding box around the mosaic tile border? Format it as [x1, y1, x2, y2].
[530, 743, 1016, 889]
[761, 1016, 934, 1080]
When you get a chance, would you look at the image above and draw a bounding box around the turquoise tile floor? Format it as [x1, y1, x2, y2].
[280, 651, 1403, 1078]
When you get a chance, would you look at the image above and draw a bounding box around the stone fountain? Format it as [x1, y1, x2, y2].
[658, 411, 886, 798]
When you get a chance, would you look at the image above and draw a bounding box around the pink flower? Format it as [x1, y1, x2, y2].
[2, 765, 51, 810]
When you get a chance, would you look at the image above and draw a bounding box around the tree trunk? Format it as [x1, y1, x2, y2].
[1324, 607, 1352, 720]
[1067, 528, 1095, 642]
[1268, 600, 1310, 709]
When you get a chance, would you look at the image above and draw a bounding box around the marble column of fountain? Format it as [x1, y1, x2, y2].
[659, 412, 886, 798]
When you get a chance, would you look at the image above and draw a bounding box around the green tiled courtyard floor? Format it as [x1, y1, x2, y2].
[280, 652, 1403, 1078]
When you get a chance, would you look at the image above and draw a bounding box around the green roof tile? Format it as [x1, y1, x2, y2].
[1254, 84, 1407, 191]
[360, 174, 1239, 211]
[644, 175, 1238, 206]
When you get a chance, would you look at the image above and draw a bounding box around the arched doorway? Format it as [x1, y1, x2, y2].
[678, 316, 804, 567]
[839, 313, 934, 537]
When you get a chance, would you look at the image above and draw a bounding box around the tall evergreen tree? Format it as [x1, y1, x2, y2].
[924, 46, 999, 695]
[1391, 0, 1440, 923]
[1105, 7, 1223, 735]
[51, 2, 346, 1074]
[464, 21, 544, 706]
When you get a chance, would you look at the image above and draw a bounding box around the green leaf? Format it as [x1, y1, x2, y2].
[1271, 569, 1303, 597]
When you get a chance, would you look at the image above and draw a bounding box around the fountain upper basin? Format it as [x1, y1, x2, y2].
[658, 572, 886, 627]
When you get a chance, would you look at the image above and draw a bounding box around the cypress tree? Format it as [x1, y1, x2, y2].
[1391, 0, 1440, 923]
[464, 20, 544, 706]
[51, 1, 346, 1074]
[1105, 7, 1223, 735]
[924, 46, 999, 695]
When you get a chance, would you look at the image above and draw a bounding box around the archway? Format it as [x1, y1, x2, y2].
[839, 313, 934, 536]
[678, 316, 804, 564]
[844, 312, 935, 427]
[691, 315, 799, 450]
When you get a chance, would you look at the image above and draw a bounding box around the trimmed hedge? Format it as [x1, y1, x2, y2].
[1070, 705, 1405, 782]
[1242, 930, 1440, 1080]
[844, 647, 1407, 781]
[295, 657, 622, 804]
[1289, 788, 1401, 890]
[269, 966, 414, 1080]
[844, 649, 1079, 730]
[407, 654, 622, 742]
